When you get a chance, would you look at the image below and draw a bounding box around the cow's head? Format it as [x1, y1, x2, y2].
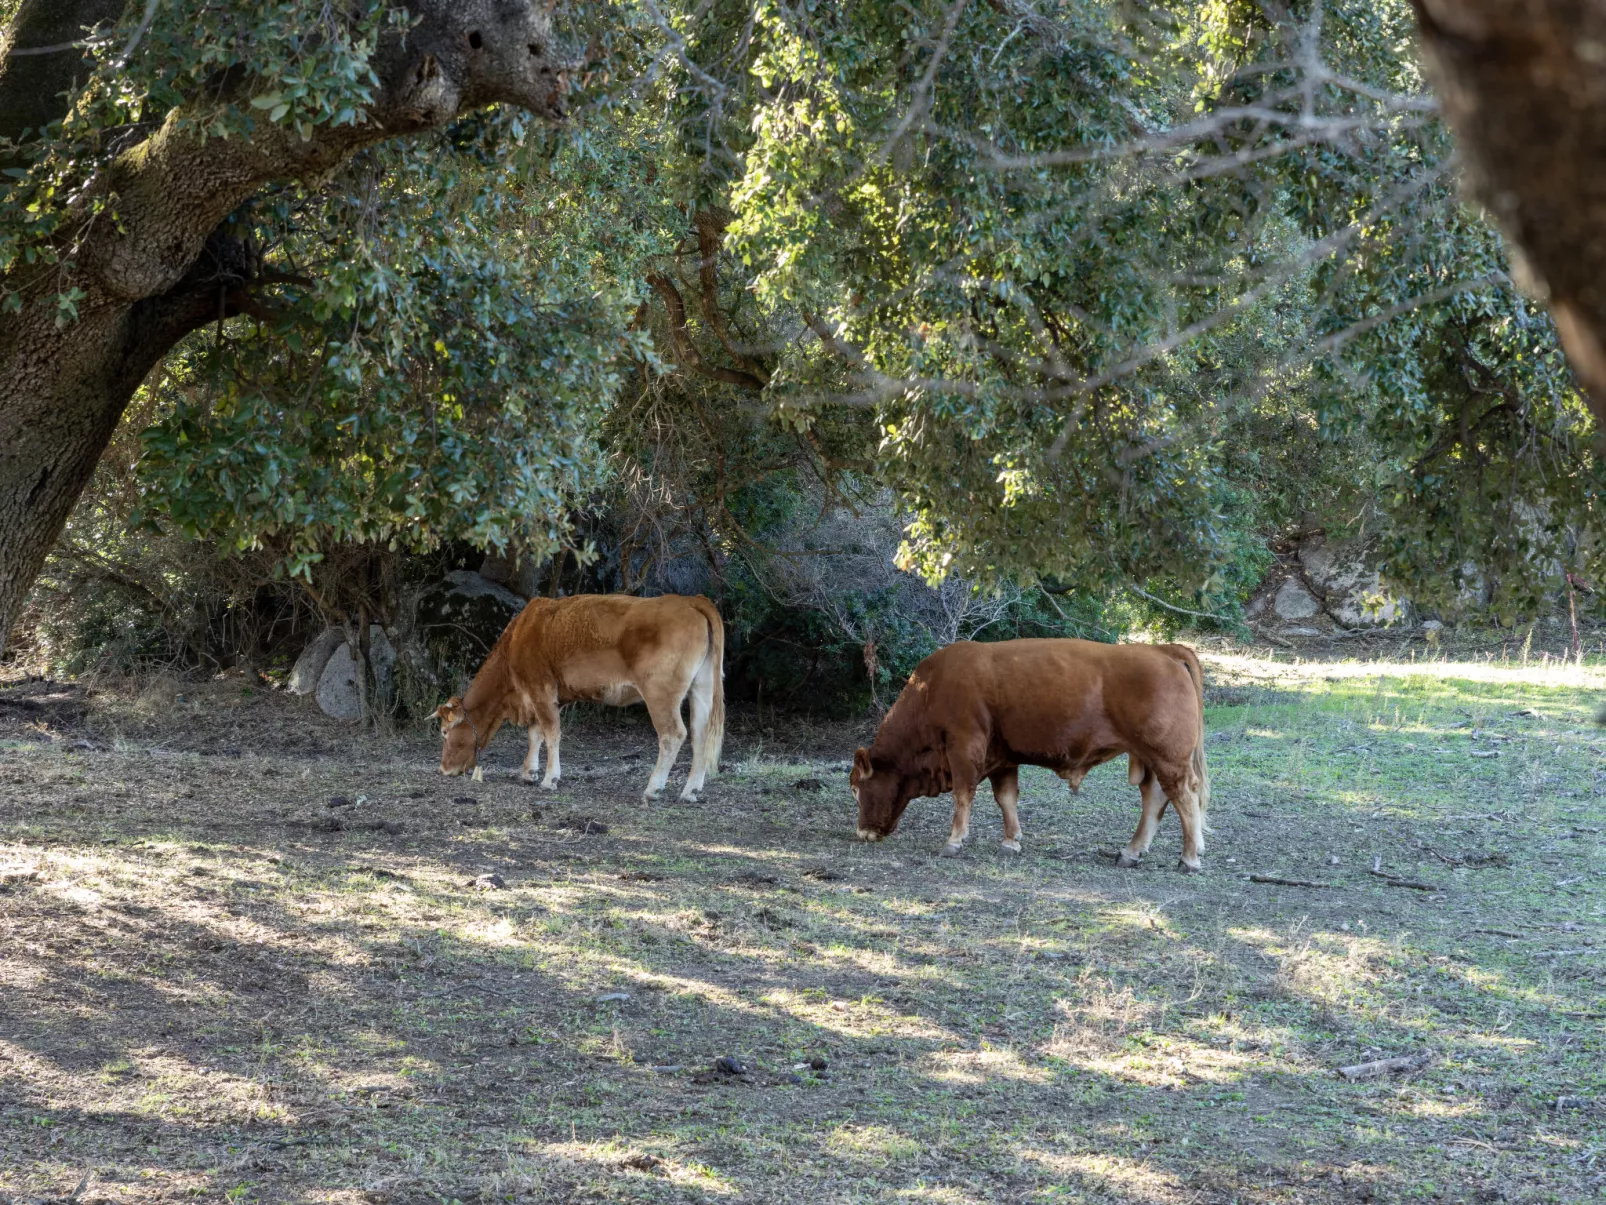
[851, 746, 909, 840]
[436, 697, 479, 776]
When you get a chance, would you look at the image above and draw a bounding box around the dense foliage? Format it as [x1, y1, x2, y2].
[10, 0, 1606, 692]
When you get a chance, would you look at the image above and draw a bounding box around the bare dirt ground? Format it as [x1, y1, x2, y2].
[1, 643, 1603, 1204]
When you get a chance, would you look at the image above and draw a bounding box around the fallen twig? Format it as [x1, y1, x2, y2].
[1467, 928, 1525, 939]
[1337, 1053, 1431, 1081]
[1367, 869, 1444, 891]
[1248, 874, 1335, 888]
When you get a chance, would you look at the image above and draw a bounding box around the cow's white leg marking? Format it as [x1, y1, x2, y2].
[942, 783, 975, 856]
[1118, 773, 1168, 868]
[520, 726, 544, 783]
[681, 658, 716, 800]
[541, 724, 561, 790]
[1168, 778, 1204, 872]
[642, 688, 687, 802]
[532, 699, 561, 790]
[991, 768, 1022, 853]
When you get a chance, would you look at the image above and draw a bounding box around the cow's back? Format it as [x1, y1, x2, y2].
[906, 639, 1199, 769]
[502, 594, 714, 698]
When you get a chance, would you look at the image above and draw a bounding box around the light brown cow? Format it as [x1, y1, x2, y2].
[850, 638, 1211, 870]
[436, 593, 724, 802]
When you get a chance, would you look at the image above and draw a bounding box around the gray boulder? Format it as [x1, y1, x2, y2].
[288, 628, 347, 696]
[313, 626, 396, 721]
[444, 569, 529, 612]
[1298, 538, 1409, 627]
[1273, 578, 1322, 620]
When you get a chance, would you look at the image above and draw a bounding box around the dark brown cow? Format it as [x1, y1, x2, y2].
[437, 593, 724, 802]
[850, 638, 1211, 870]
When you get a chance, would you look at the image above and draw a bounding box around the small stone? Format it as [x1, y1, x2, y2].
[808, 1056, 828, 1071]
[327, 795, 356, 809]
[469, 873, 506, 890]
[453, 796, 478, 806]
[714, 1055, 749, 1076]
[594, 992, 631, 1004]
[1273, 578, 1321, 620]
[794, 778, 825, 792]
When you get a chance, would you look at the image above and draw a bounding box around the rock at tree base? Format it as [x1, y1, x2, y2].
[1299, 537, 1410, 627]
[288, 629, 347, 695]
[313, 626, 396, 720]
[1273, 578, 1321, 620]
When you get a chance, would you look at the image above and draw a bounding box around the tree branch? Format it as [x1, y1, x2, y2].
[646, 271, 769, 392]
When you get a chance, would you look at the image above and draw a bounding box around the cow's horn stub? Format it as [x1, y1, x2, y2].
[436, 697, 465, 725]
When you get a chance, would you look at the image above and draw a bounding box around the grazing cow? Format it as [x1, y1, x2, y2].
[436, 593, 724, 802]
[850, 638, 1211, 871]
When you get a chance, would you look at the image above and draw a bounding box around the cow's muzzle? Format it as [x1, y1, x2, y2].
[857, 827, 885, 842]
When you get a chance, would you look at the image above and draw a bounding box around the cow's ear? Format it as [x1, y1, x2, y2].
[436, 698, 463, 724]
[853, 747, 873, 780]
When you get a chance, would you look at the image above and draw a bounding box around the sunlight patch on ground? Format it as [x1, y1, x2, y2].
[520, 1141, 741, 1194]
[893, 1185, 987, 1204]
[922, 1047, 1053, 1085]
[825, 1123, 924, 1165]
[1204, 649, 1606, 690]
[762, 987, 955, 1041]
[1021, 1148, 1193, 1203]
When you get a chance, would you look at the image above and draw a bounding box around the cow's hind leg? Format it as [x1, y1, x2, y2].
[990, 768, 1023, 854]
[520, 726, 544, 784]
[680, 660, 716, 801]
[1117, 767, 1169, 868]
[941, 780, 976, 857]
[1159, 771, 1204, 873]
[641, 685, 688, 802]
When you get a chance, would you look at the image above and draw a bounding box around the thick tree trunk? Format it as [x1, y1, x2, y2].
[1413, 1, 1606, 422]
[0, 0, 572, 654]
[0, 0, 128, 150]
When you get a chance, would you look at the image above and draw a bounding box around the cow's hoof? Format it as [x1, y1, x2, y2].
[1176, 859, 1202, 874]
[940, 842, 964, 857]
[1001, 839, 1022, 855]
[642, 789, 663, 803]
[1115, 851, 1142, 869]
[679, 789, 700, 803]
[519, 773, 536, 785]
[541, 778, 560, 791]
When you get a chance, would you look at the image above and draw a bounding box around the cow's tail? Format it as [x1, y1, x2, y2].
[692, 596, 726, 774]
[1173, 645, 1211, 830]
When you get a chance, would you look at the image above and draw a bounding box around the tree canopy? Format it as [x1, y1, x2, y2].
[3, 0, 1604, 658]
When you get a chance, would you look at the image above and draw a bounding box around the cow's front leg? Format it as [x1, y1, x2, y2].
[991, 768, 1023, 854]
[532, 700, 562, 790]
[941, 782, 975, 856]
[1118, 771, 1168, 868]
[520, 726, 544, 784]
[539, 722, 562, 790]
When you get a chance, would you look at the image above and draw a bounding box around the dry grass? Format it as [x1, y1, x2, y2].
[0, 649, 1603, 1204]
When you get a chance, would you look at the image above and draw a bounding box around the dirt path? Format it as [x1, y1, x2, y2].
[1, 660, 1602, 1203]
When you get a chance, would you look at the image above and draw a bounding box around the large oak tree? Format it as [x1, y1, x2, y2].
[0, 0, 572, 652]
